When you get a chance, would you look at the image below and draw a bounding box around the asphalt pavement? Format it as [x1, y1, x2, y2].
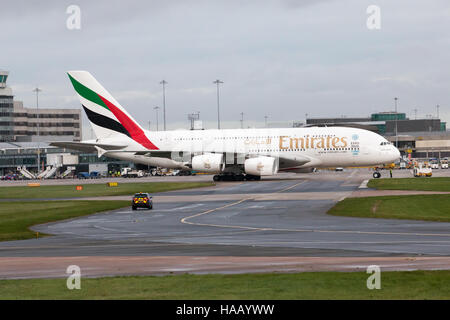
[1, 169, 450, 258]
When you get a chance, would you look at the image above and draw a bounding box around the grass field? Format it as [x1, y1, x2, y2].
[328, 194, 450, 222]
[0, 181, 213, 199]
[0, 270, 448, 299]
[0, 200, 129, 241]
[368, 177, 450, 192]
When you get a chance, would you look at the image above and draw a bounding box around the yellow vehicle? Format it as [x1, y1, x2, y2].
[413, 163, 432, 177]
[383, 163, 395, 170]
[132, 192, 153, 210]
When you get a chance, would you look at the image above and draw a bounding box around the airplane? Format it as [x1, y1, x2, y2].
[51, 71, 401, 181]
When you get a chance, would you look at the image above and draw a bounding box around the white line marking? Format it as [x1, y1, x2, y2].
[180, 179, 450, 238]
[359, 179, 369, 189]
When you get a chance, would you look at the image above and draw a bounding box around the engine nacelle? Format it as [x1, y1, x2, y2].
[191, 153, 225, 173]
[244, 156, 279, 176]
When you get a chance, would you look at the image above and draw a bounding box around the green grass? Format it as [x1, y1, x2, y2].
[0, 181, 213, 199]
[0, 200, 129, 241]
[368, 177, 450, 192]
[0, 271, 448, 299]
[328, 195, 450, 222]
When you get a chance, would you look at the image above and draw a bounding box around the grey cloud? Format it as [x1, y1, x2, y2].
[1, 0, 450, 136]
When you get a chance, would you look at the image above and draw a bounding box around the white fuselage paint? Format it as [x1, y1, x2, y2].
[95, 126, 400, 172]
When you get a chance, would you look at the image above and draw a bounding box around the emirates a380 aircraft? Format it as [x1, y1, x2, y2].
[51, 71, 400, 181]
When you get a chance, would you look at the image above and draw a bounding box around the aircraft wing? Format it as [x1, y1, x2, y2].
[106, 150, 312, 167]
[50, 141, 312, 169]
[278, 154, 311, 168]
[135, 151, 311, 165]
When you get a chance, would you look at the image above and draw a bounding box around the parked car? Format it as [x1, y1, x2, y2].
[77, 172, 90, 179]
[89, 171, 101, 179]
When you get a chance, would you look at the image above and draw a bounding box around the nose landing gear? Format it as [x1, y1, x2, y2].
[373, 171, 381, 178]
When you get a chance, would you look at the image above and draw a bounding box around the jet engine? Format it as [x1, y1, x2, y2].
[244, 156, 278, 176]
[191, 153, 225, 173]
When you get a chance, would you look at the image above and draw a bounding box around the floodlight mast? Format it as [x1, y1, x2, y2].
[213, 79, 223, 129]
[33, 87, 42, 174]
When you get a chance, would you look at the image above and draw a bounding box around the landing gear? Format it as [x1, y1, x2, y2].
[213, 173, 236, 181]
[373, 171, 381, 179]
[244, 174, 261, 181]
[213, 173, 260, 181]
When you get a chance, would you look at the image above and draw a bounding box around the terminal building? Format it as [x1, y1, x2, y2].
[0, 70, 128, 177]
[306, 112, 450, 158]
[13, 101, 81, 142]
[0, 71, 14, 142]
[0, 70, 82, 143]
[0, 141, 128, 177]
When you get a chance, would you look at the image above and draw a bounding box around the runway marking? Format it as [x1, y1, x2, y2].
[180, 179, 450, 238]
[251, 240, 450, 245]
[180, 180, 306, 229]
[181, 198, 258, 229]
[359, 180, 369, 189]
[275, 181, 306, 193]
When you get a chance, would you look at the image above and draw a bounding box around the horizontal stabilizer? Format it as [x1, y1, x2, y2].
[50, 141, 127, 153]
[94, 146, 108, 158]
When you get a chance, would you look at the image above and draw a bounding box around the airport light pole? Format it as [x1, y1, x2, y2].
[160, 80, 167, 131]
[154, 106, 160, 131]
[33, 87, 42, 174]
[413, 108, 418, 120]
[240, 112, 244, 129]
[188, 112, 200, 130]
[437, 104, 440, 119]
[264, 115, 268, 128]
[394, 97, 398, 148]
[213, 80, 223, 129]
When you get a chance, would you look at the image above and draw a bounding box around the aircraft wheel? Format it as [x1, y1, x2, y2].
[373, 172, 381, 179]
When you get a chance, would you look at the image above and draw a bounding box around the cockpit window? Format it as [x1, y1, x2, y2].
[380, 141, 391, 146]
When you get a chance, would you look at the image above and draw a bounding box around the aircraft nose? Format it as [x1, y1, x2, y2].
[393, 146, 401, 160]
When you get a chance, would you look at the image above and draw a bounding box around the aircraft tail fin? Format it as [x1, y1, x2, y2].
[67, 71, 158, 150]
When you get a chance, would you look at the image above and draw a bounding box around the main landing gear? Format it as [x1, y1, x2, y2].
[373, 171, 381, 178]
[213, 173, 261, 181]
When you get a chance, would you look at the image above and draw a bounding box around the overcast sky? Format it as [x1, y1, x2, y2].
[2, 0, 450, 138]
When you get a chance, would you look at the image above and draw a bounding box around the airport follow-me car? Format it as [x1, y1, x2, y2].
[132, 192, 153, 210]
[51, 71, 401, 181]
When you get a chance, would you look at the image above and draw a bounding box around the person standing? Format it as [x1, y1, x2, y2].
[389, 168, 393, 178]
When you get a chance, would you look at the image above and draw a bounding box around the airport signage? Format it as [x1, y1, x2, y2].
[27, 183, 40, 187]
